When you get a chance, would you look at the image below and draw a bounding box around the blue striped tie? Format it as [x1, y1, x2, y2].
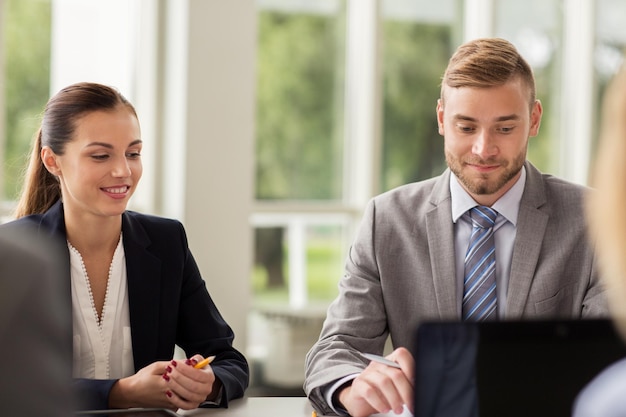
[462, 206, 497, 321]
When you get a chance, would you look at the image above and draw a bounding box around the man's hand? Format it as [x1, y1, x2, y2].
[338, 347, 414, 417]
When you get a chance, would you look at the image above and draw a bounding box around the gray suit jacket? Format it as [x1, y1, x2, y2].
[304, 161, 609, 415]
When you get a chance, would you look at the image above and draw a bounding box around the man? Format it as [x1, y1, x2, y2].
[304, 38, 608, 417]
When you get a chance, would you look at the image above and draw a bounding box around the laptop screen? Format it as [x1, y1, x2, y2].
[413, 319, 626, 417]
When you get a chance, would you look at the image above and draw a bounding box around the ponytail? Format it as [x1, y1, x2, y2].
[13, 128, 61, 218]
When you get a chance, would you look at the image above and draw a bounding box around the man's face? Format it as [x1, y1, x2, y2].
[437, 78, 542, 206]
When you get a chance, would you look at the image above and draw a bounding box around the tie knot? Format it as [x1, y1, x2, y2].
[470, 206, 497, 228]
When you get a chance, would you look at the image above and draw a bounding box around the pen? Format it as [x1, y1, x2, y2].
[360, 352, 402, 369]
[193, 355, 216, 369]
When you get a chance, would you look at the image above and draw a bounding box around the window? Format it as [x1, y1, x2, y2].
[493, 0, 562, 174]
[1, 0, 51, 206]
[381, 0, 461, 189]
[0, 0, 146, 216]
[253, 0, 348, 311]
[250, 0, 350, 394]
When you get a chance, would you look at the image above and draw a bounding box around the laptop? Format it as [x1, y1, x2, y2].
[413, 319, 626, 417]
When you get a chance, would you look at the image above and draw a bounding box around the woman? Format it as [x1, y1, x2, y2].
[572, 66, 626, 416]
[4, 82, 248, 411]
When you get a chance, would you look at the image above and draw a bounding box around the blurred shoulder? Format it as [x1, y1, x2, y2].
[573, 358, 626, 417]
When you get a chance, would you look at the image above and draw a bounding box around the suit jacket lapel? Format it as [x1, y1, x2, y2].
[121, 213, 163, 370]
[506, 162, 549, 318]
[425, 170, 458, 318]
[38, 201, 72, 299]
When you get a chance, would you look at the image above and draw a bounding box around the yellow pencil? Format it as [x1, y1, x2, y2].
[193, 355, 216, 369]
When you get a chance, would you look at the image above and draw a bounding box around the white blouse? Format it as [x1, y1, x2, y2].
[69, 235, 135, 379]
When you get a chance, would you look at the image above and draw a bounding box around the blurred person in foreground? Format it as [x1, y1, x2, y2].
[304, 37, 609, 417]
[0, 225, 72, 416]
[572, 65, 626, 417]
[0, 82, 248, 411]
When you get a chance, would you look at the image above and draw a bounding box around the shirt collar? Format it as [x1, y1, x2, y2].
[450, 166, 526, 226]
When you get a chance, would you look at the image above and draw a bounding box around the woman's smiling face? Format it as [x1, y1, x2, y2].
[42, 106, 143, 219]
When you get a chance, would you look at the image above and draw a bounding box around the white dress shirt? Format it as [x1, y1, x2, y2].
[450, 166, 526, 319]
[69, 234, 135, 379]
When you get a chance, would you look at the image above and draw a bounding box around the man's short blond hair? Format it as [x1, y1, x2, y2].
[440, 37, 536, 108]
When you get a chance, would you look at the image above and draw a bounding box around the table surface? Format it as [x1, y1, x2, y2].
[178, 397, 316, 417]
[177, 397, 411, 417]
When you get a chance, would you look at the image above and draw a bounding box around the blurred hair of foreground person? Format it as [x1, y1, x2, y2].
[573, 65, 626, 417]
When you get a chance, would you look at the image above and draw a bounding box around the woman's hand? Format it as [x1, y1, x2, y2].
[108, 361, 178, 410]
[108, 355, 221, 411]
[163, 354, 222, 410]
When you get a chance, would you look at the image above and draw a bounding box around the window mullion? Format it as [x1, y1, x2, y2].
[559, 0, 595, 185]
[463, 0, 495, 40]
[343, 0, 382, 211]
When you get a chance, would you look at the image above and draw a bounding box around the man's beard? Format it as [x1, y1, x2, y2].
[446, 151, 525, 196]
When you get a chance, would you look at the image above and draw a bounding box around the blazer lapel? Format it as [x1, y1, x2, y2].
[425, 170, 458, 318]
[39, 201, 72, 298]
[122, 213, 163, 370]
[39, 200, 69, 238]
[506, 162, 549, 318]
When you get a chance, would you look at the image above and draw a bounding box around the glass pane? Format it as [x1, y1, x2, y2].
[255, 1, 346, 201]
[493, 0, 563, 175]
[253, 226, 288, 302]
[305, 223, 344, 303]
[2, 0, 51, 201]
[380, 0, 462, 191]
[252, 222, 345, 307]
[252, 4, 348, 394]
[250, 220, 344, 395]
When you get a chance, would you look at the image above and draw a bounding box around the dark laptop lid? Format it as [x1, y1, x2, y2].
[413, 319, 626, 417]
